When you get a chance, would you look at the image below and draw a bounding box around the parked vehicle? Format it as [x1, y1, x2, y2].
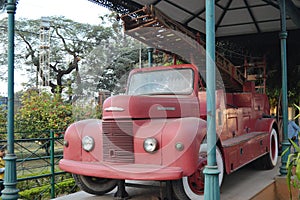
[59, 64, 279, 200]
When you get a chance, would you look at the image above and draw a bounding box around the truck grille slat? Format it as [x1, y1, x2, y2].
[103, 121, 134, 163]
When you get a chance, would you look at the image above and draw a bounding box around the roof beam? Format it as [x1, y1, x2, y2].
[163, 0, 197, 19]
[263, 0, 300, 28]
[215, 0, 233, 32]
[244, 0, 261, 33]
[262, 0, 280, 9]
[218, 18, 284, 28]
[285, 0, 300, 28]
[153, 0, 161, 6]
[183, 0, 222, 25]
[226, 3, 268, 11]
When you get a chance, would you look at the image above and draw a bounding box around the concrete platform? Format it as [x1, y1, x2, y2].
[54, 160, 281, 200]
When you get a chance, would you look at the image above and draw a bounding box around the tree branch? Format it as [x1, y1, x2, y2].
[55, 27, 75, 56]
[49, 62, 59, 73]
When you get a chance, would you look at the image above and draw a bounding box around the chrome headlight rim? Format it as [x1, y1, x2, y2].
[143, 137, 158, 153]
[82, 136, 95, 152]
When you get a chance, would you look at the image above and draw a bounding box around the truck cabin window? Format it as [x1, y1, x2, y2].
[127, 68, 194, 95]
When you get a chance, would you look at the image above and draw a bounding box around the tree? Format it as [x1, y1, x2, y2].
[80, 14, 172, 95]
[79, 15, 141, 95]
[0, 16, 115, 96]
[14, 89, 75, 155]
[14, 89, 74, 138]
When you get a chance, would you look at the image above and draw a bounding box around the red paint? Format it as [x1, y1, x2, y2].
[59, 64, 278, 185]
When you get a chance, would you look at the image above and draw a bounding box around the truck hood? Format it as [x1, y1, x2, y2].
[103, 95, 200, 120]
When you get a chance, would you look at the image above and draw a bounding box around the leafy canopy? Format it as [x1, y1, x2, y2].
[15, 89, 74, 137]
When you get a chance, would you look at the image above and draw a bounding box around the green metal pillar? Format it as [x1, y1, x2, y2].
[278, 0, 290, 176]
[2, 0, 19, 199]
[203, 0, 220, 200]
[147, 47, 154, 67]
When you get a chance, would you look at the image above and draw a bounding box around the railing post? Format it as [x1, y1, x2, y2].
[2, 0, 19, 199]
[50, 130, 55, 198]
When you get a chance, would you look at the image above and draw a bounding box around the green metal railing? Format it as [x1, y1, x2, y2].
[0, 130, 77, 199]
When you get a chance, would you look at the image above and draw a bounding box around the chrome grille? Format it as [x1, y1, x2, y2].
[102, 121, 134, 163]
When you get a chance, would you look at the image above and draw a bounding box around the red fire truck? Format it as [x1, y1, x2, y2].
[59, 63, 279, 200]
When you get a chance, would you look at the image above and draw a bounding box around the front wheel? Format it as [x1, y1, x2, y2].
[172, 145, 224, 200]
[73, 174, 117, 195]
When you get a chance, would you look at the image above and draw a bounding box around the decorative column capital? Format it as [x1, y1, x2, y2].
[6, 1, 16, 14]
[279, 31, 288, 39]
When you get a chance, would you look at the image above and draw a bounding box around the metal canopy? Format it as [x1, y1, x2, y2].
[89, 0, 300, 37]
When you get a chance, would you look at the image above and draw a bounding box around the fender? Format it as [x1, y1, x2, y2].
[255, 117, 278, 134]
[259, 117, 281, 147]
[61, 117, 207, 179]
[160, 117, 206, 176]
[62, 119, 103, 162]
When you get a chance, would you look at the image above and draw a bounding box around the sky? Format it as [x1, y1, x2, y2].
[16, 0, 109, 24]
[0, 0, 110, 95]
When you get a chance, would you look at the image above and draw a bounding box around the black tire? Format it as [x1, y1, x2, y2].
[73, 174, 117, 195]
[171, 145, 224, 200]
[252, 128, 279, 170]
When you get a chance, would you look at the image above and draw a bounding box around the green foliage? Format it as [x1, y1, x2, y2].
[14, 90, 74, 137]
[0, 105, 6, 133]
[17, 171, 72, 191]
[13, 135, 77, 199]
[283, 139, 300, 200]
[295, 104, 300, 120]
[266, 88, 281, 108]
[54, 178, 79, 196]
[19, 178, 78, 200]
[72, 98, 102, 120]
[283, 104, 300, 199]
[13, 89, 102, 137]
[163, 59, 185, 66]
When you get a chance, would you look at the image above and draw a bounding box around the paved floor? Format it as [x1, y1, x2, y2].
[55, 160, 281, 200]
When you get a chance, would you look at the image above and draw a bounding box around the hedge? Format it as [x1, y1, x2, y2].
[19, 178, 79, 200]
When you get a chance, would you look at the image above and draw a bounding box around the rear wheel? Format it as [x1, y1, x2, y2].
[264, 128, 279, 169]
[73, 174, 117, 195]
[172, 145, 224, 200]
[252, 128, 278, 169]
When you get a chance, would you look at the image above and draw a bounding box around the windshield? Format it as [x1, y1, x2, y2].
[127, 68, 194, 95]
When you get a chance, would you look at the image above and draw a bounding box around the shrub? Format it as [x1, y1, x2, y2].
[19, 178, 79, 200]
[14, 90, 74, 138]
[283, 104, 300, 199]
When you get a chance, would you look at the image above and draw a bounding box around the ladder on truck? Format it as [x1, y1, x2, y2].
[121, 5, 245, 92]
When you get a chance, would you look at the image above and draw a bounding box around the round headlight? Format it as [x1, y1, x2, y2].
[143, 138, 158, 153]
[82, 136, 95, 152]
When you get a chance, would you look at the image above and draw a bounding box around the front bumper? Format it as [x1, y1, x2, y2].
[59, 159, 183, 180]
